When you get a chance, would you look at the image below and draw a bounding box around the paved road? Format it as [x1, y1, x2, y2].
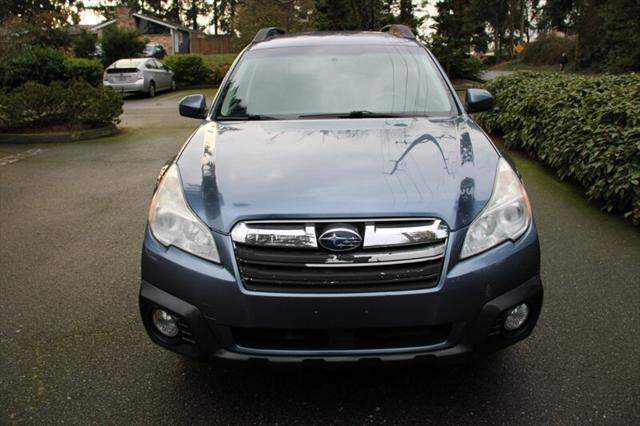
[1, 90, 639, 424]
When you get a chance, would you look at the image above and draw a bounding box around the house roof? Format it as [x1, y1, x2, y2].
[89, 13, 191, 33]
[132, 13, 192, 32]
[90, 19, 116, 32]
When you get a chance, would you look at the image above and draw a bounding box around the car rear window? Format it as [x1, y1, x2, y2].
[106, 68, 138, 74]
[217, 44, 456, 119]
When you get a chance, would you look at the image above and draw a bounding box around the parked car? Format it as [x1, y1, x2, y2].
[142, 42, 167, 59]
[140, 26, 543, 363]
[103, 58, 175, 97]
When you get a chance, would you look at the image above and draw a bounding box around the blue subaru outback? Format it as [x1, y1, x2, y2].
[140, 26, 543, 362]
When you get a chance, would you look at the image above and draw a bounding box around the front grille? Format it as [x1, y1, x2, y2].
[232, 219, 448, 293]
[232, 325, 452, 351]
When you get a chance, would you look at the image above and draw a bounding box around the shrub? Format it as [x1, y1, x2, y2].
[64, 57, 104, 86]
[164, 54, 211, 86]
[0, 81, 123, 130]
[72, 29, 98, 58]
[476, 72, 640, 225]
[481, 55, 497, 66]
[209, 63, 231, 84]
[521, 34, 576, 66]
[101, 26, 145, 66]
[0, 47, 67, 89]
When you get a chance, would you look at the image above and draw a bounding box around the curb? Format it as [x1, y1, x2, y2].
[0, 125, 119, 144]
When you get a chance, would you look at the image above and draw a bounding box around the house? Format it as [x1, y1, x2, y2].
[89, 7, 235, 55]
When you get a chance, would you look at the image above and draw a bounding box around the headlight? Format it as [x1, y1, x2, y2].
[461, 158, 532, 259]
[148, 164, 220, 263]
[137, 70, 144, 79]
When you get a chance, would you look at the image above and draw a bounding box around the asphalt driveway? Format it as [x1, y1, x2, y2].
[1, 90, 638, 424]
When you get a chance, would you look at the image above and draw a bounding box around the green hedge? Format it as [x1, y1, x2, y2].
[0, 47, 67, 88]
[0, 48, 104, 89]
[0, 81, 123, 130]
[64, 57, 104, 86]
[476, 72, 640, 224]
[164, 54, 211, 86]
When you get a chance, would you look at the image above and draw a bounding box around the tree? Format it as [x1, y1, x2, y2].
[235, 0, 315, 46]
[72, 29, 98, 58]
[428, 0, 487, 78]
[314, 0, 427, 33]
[0, 0, 80, 22]
[574, 0, 640, 72]
[100, 26, 145, 66]
[537, 0, 640, 72]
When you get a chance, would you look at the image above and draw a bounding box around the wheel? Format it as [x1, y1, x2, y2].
[170, 78, 176, 91]
[148, 81, 156, 97]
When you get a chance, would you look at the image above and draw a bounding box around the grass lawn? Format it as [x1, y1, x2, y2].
[202, 53, 239, 65]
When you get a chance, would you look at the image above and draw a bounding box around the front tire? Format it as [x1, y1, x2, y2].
[170, 78, 176, 91]
[148, 81, 156, 98]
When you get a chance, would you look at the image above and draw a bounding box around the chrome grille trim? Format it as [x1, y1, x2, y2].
[363, 219, 448, 248]
[304, 244, 446, 267]
[232, 222, 317, 248]
[231, 218, 448, 249]
[231, 218, 449, 293]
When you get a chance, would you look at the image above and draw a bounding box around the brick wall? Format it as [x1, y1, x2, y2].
[146, 34, 173, 55]
[115, 7, 136, 30]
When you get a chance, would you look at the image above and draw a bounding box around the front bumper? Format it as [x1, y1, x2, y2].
[139, 223, 543, 362]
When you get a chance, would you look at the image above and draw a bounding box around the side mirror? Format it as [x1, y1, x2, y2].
[179, 94, 207, 119]
[464, 88, 494, 113]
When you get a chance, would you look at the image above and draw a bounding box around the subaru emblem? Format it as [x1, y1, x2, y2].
[318, 224, 362, 252]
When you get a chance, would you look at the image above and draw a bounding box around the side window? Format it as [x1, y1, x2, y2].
[154, 60, 164, 69]
[146, 60, 156, 69]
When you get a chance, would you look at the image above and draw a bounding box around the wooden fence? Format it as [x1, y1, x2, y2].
[190, 34, 236, 54]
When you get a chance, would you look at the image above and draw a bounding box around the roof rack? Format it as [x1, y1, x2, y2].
[380, 24, 415, 39]
[252, 27, 286, 43]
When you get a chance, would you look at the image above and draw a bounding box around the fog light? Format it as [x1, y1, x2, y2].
[504, 303, 529, 331]
[151, 309, 179, 338]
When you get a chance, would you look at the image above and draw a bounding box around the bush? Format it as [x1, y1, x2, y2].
[64, 57, 104, 86]
[482, 55, 497, 66]
[209, 63, 231, 84]
[0, 47, 67, 89]
[521, 34, 576, 66]
[164, 54, 211, 86]
[72, 29, 98, 58]
[0, 80, 123, 130]
[476, 72, 640, 225]
[101, 26, 145, 66]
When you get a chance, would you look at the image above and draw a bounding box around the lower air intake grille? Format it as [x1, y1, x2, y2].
[232, 325, 452, 350]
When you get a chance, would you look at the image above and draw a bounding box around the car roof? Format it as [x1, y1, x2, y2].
[248, 32, 419, 50]
[110, 58, 148, 68]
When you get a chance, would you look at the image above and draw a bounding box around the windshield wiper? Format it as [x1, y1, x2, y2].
[299, 110, 411, 119]
[216, 114, 276, 121]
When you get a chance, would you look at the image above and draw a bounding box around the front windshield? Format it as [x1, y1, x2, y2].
[216, 44, 456, 119]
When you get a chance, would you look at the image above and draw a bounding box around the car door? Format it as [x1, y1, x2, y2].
[144, 59, 159, 88]
[154, 59, 171, 89]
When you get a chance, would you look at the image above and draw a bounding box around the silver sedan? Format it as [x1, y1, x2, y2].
[103, 58, 175, 97]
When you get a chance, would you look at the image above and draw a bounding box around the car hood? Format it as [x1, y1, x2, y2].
[177, 117, 500, 233]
